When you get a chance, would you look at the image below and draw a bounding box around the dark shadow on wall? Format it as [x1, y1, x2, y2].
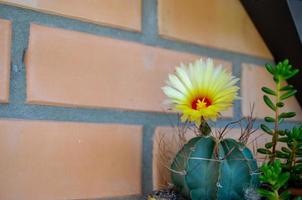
[240, 0, 302, 106]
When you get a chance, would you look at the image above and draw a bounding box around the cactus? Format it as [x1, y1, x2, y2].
[171, 136, 258, 200]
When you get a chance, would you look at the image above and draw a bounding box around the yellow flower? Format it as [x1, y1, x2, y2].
[162, 58, 239, 125]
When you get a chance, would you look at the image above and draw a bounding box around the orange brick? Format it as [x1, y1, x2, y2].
[241, 63, 302, 121]
[1, 0, 141, 31]
[0, 120, 142, 199]
[158, 0, 272, 59]
[153, 126, 270, 189]
[0, 18, 11, 102]
[25, 24, 233, 116]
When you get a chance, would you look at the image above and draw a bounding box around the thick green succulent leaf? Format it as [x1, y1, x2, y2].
[265, 117, 275, 123]
[261, 124, 273, 135]
[279, 112, 296, 119]
[258, 148, 272, 155]
[280, 90, 297, 100]
[279, 190, 291, 200]
[274, 75, 281, 83]
[265, 142, 273, 149]
[265, 63, 275, 75]
[276, 102, 285, 107]
[262, 87, 277, 96]
[274, 172, 290, 190]
[284, 69, 299, 79]
[263, 95, 276, 111]
[185, 136, 219, 200]
[278, 137, 288, 142]
[278, 117, 284, 124]
[283, 59, 289, 65]
[278, 130, 286, 136]
[280, 85, 294, 91]
[257, 188, 277, 200]
[276, 150, 289, 158]
[281, 147, 291, 154]
[217, 139, 258, 200]
[171, 137, 201, 198]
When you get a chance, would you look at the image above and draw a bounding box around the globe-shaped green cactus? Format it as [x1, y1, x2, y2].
[171, 136, 258, 200]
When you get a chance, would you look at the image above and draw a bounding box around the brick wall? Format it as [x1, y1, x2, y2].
[0, 0, 301, 199]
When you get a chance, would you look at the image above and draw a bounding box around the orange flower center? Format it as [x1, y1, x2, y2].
[191, 96, 212, 110]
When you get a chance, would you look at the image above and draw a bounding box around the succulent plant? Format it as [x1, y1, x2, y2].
[256, 59, 302, 199]
[278, 126, 302, 187]
[257, 160, 290, 200]
[257, 59, 299, 163]
[170, 135, 258, 200]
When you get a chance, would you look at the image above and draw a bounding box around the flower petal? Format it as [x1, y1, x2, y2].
[162, 58, 239, 125]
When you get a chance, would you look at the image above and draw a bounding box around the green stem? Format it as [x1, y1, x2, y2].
[271, 81, 281, 163]
[274, 190, 279, 200]
[289, 141, 297, 171]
